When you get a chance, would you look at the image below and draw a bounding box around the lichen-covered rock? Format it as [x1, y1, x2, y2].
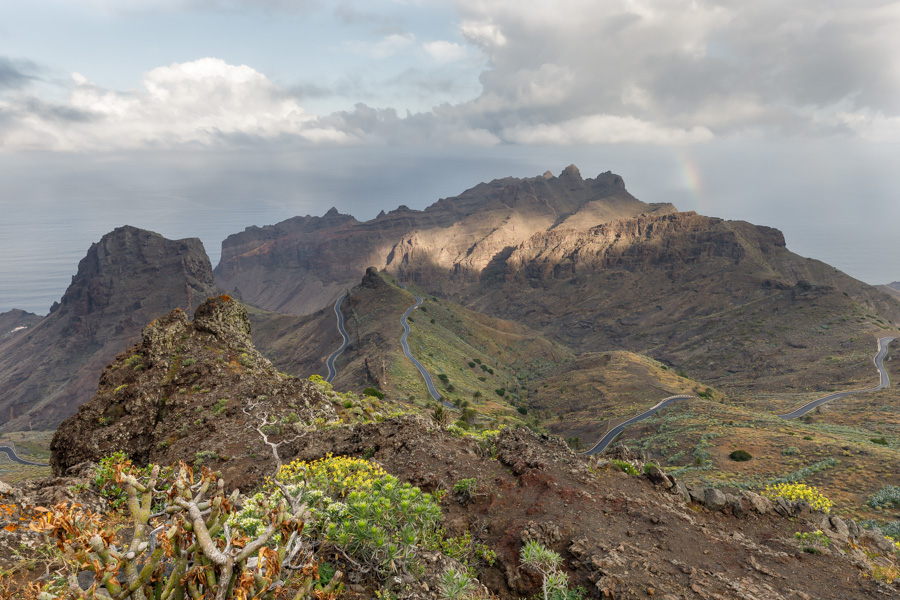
[193, 294, 252, 346]
[740, 490, 773, 515]
[704, 487, 727, 511]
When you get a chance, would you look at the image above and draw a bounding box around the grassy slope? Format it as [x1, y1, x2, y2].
[0, 430, 52, 483]
[527, 351, 721, 444]
[614, 350, 900, 525]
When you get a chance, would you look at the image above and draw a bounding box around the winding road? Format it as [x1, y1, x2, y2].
[0, 445, 49, 466]
[587, 336, 896, 456]
[325, 295, 350, 383]
[399, 288, 455, 409]
[584, 395, 693, 456]
[778, 336, 895, 419]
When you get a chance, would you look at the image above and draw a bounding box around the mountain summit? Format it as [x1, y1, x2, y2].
[214, 166, 674, 314]
[0, 226, 217, 430]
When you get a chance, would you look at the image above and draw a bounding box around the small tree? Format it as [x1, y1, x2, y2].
[520, 540, 569, 600]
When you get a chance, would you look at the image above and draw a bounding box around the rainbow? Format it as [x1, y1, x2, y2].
[674, 148, 706, 212]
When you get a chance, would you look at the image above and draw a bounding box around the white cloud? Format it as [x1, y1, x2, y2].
[423, 40, 467, 63]
[345, 33, 416, 59]
[501, 114, 713, 145]
[459, 21, 506, 49]
[0, 58, 348, 151]
[451, 0, 900, 141]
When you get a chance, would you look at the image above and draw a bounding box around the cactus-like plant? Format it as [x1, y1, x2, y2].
[28, 460, 342, 600]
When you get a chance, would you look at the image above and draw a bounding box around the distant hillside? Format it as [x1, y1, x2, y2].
[215, 165, 673, 315]
[879, 282, 900, 300]
[454, 211, 900, 394]
[250, 268, 706, 441]
[216, 167, 900, 398]
[0, 226, 218, 430]
[0, 309, 42, 341]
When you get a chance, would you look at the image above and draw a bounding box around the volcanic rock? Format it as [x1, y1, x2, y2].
[0, 226, 218, 430]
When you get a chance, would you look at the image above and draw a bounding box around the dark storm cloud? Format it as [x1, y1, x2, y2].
[21, 98, 97, 123]
[0, 57, 38, 90]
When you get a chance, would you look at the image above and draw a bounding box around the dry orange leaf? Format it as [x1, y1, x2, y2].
[4, 524, 17, 532]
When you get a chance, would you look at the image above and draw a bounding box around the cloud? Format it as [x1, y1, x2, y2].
[0, 58, 349, 151]
[5, 0, 900, 151]
[450, 0, 900, 140]
[345, 32, 416, 59]
[423, 41, 468, 64]
[459, 21, 507, 49]
[0, 57, 39, 91]
[501, 114, 713, 145]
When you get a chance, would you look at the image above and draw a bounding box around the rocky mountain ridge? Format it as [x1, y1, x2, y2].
[215, 166, 674, 315]
[0, 226, 218, 430]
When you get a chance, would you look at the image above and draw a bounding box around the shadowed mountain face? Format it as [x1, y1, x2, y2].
[214, 166, 674, 315]
[0, 226, 218, 430]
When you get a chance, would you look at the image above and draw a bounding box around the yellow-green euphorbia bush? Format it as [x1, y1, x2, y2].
[230, 454, 442, 577]
[763, 483, 833, 513]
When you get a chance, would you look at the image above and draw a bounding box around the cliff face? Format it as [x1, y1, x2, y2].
[454, 211, 900, 391]
[214, 166, 670, 315]
[0, 226, 218, 430]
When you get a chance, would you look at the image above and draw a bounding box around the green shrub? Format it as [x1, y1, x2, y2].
[872, 437, 889, 446]
[520, 540, 570, 600]
[93, 451, 131, 509]
[363, 387, 384, 399]
[468, 362, 476, 368]
[781, 446, 800, 456]
[194, 449, 218, 464]
[517, 406, 527, 415]
[438, 373, 449, 382]
[453, 478, 477, 502]
[611, 460, 640, 475]
[495, 388, 506, 397]
[795, 530, 831, 553]
[231, 456, 442, 578]
[729, 450, 752, 461]
[439, 565, 476, 600]
[869, 486, 900, 509]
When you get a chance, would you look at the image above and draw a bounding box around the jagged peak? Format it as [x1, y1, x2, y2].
[324, 207, 340, 217]
[560, 164, 582, 179]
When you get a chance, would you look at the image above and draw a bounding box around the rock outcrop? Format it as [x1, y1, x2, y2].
[0, 226, 218, 430]
[50, 295, 337, 490]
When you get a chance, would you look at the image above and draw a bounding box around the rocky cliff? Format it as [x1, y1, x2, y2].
[215, 166, 673, 315]
[0, 226, 218, 430]
[453, 210, 900, 392]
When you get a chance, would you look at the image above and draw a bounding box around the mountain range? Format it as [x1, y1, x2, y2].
[2, 165, 898, 433]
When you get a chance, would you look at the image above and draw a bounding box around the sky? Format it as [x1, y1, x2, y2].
[1, 0, 899, 314]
